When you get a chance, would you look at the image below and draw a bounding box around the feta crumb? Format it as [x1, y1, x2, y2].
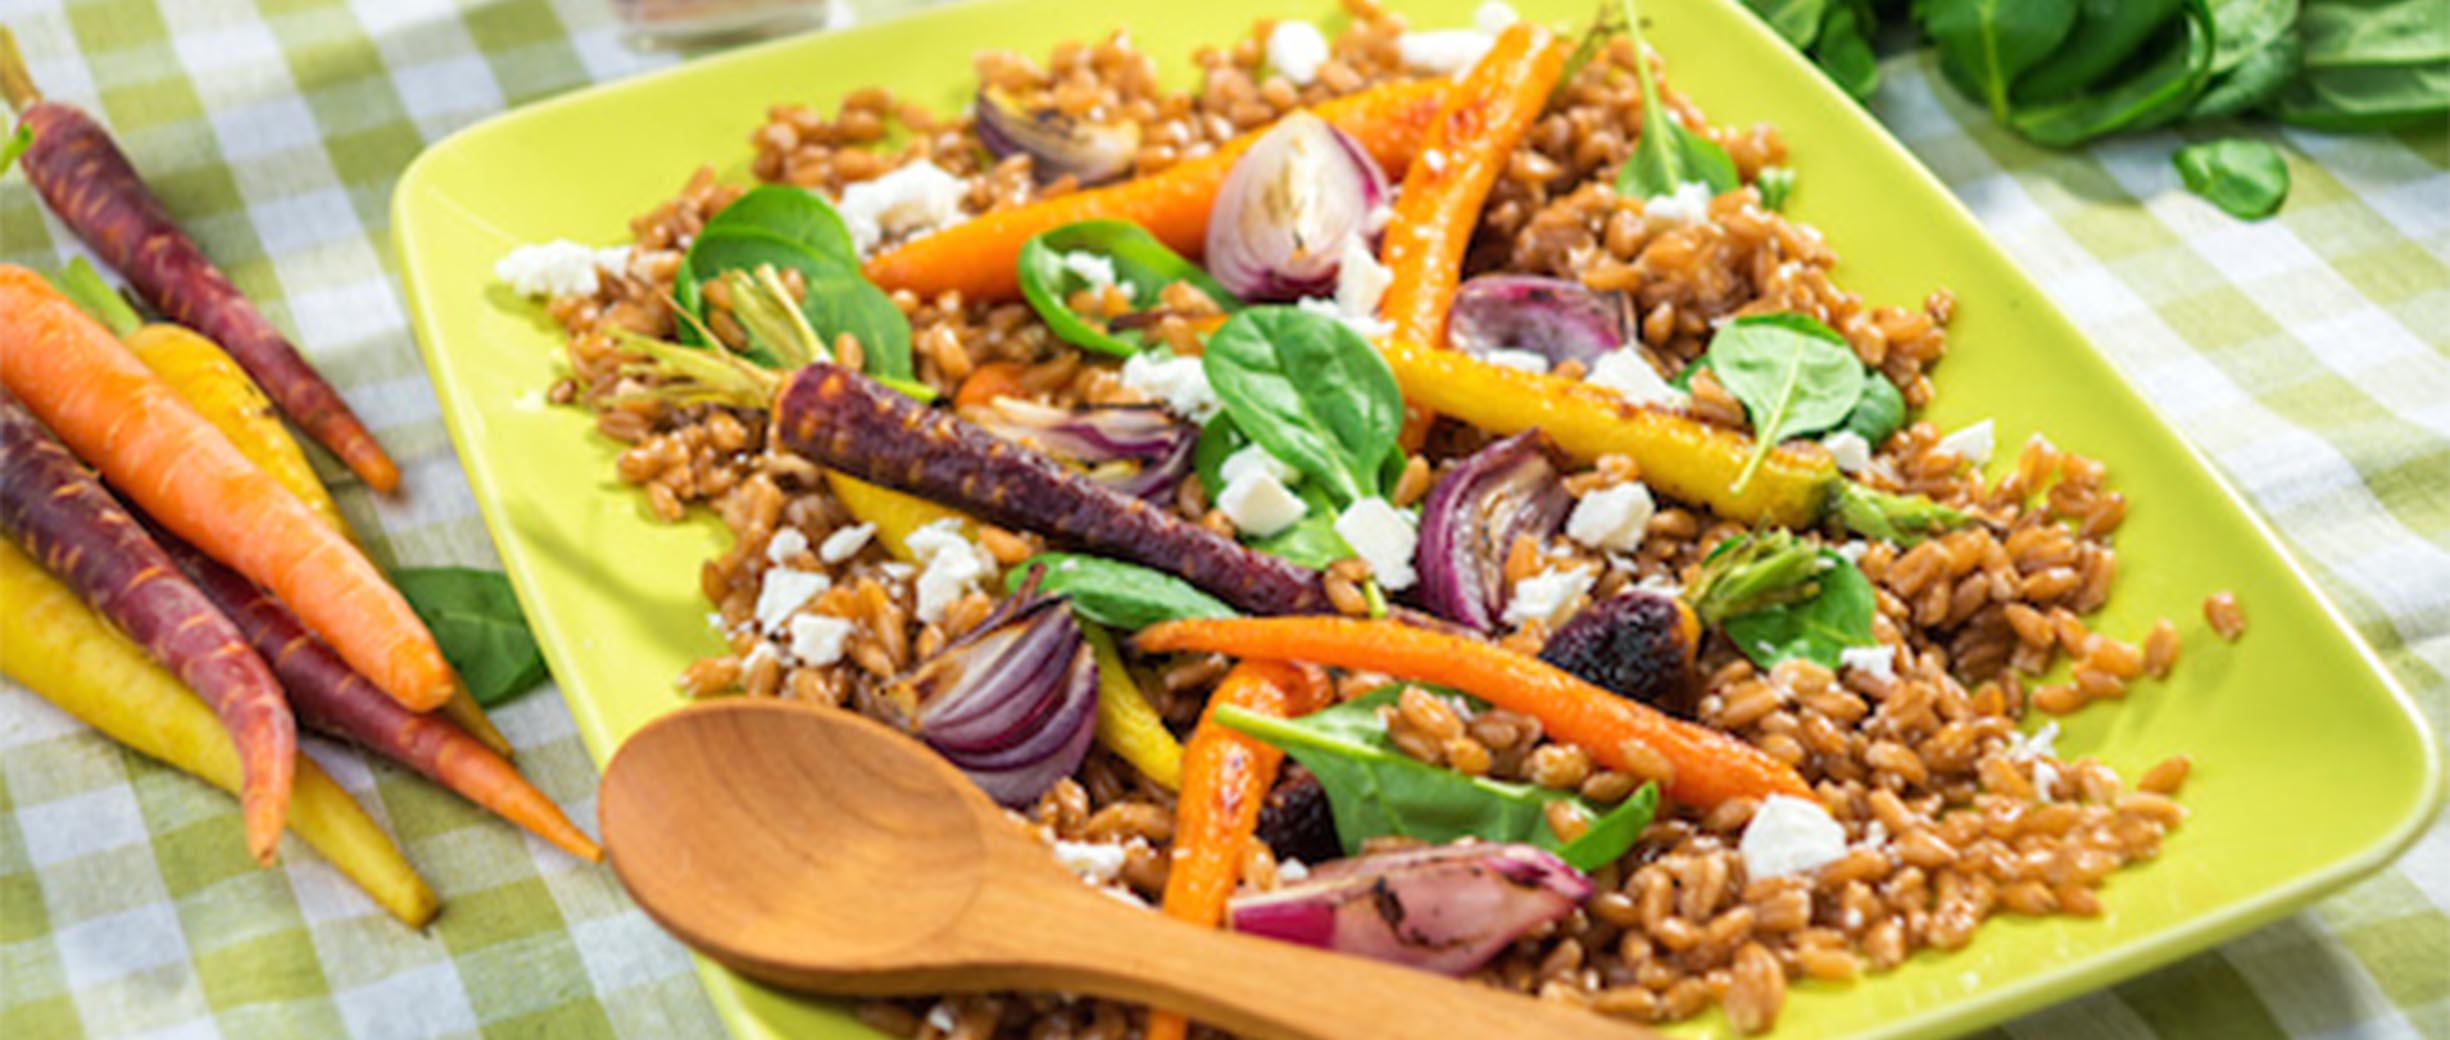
[1566, 482, 1657, 554]
[765, 528, 809, 565]
[1218, 470, 1308, 538]
[1833, 539, 1871, 565]
[744, 641, 778, 673]
[787, 614, 854, 667]
[2007, 720, 2063, 800]
[1051, 839, 1129, 882]
[905, 519, 994, 624]
[1637, 571, 1683, 597]
[1479, 348, 1552, 374]
[819, 522, 876, 563]
[495, 240, 609, 298]
[1474, 1, 1520, 35]
[879, 562, 916, 580]
[1278, 858, 1310, 882]
[1059, 251, 1121, 294]
[1822, 430, 1874, 475]
[923, 1001, 958, 1034]
[836, 161, 967, 253]
[1333, 236, 1394, 337]
[1266, 20, 1331, 86]
[1334, 496, 1420, 591]
[1839, 644, 1898, 683]
[754, 568, 831, 633]
[1642, 180, 1714, 226]
[1398, 29, 1497, 76]
[1220, 444, 1301, 488]
[1584, 349, 1689, 407]
[1739, 795, 1848, 881]
[593, 246, 634, 280]
[1119, 350, 1220, 423]
[1936, 418, 1996, 466]
[1503, 564, 1596, 628]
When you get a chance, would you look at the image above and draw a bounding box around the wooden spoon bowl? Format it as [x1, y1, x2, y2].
[601, 699, 1657, 1040]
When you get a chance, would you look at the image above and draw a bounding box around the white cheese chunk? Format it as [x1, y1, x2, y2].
[1218, 470, 1309, 538]
[1821, 430, 1874, 475]
[1740, 795, 1848, 881]
[1936, 418, 1996, 466]
[2007, 720, 2063, 800]
[836, 160, 967, 254]
[787, 614, 854, 667]
[494, 239, 612, 298]
[819, 522, 876, 563]
[1565, 482, 1657, 554]
[1266, 20, 1331, 86]
[1334, 496, 1419, 591]
[1833, 539, 1871, 565]
[1839, 644, 1898, 683]
[1119, 350, 1220, 423]
[904, 518, 993, 624]
[765, 527, 809, 565]
[1584, 349, 1689, 407]
[1643, 180, 1714, 226]
[1332, 236, 1394, 337]
[1474, 1, 1520, 34]
[1220, 444, 1301, 488]
[1277, 858, 1310, 882]
[754, 567, 831, 633]
[1397, 29, 1496, 76]
[1479, 348, 1552, 374]
[1060, 251, 1121, 293]
[1051, 839, 1129, 883]
[1503, 564, 1596, 629]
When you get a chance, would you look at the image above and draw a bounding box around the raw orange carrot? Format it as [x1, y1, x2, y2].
[1379, 23, 1568, 347]
[0, 265, 458, 712]
[1137, 618, 1811, 809]
[1147, 660, 1330, 1040]
[0, 33, 398, 491]
[865, 79, 1450, 303]
[0, 392, 294, 864]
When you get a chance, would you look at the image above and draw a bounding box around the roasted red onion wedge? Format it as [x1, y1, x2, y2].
[1414, 431, 1571, 631]
[1205, 112, 1391, 301]
[1226, 843, 1591, 975]
[1447, 275, 1625, 368]
[883, 583, 1100, 805]
[973, 88, 1140, 187]
[962, 397, 1194, 501]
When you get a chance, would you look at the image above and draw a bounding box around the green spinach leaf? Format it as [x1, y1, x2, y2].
[679, 210, 916, 380]
[2275, 0, 2448, 131]
[1689, 535, 1879, 670]
[1251, 498, 1355, 571]
[1203, 306, 1404, 507]
[1839, 367, 1906, 444]
[1007, 553, 1237, 630]
[2173, 138, 2291, 219]
[2014, 0, 2188, 104]
[1701, 314, 1866, 490]
[1916, 0, 2083, 121]
[2188, 25, 2303, 118]
[1216, 688, 1656, 870]
[1615, 0, 1742, 199]
[2006, 0, 2217, 145]
[1192, 412, 1249, 501]
[1017, 221, 1241, 357]
[1812, 1, 1884, 100]
[1743, 0, 1829, 47]
[703, 184, 860, 268]
[392, 568, 548, 707]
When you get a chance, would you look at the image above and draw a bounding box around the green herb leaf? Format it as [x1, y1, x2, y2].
[2173, 138, 2291, 220]
[1615, 0, 1742, 199]
[2187, 25, 2302, 118]
[1250, 499, 1355, 570]
[1007, 553, 1237, 630]
[1216, 688, 1654, 870]
[2005, 0, 2217, 145]
[703, 184, 861, 267]
[1811, 1, 1883, 100]
[0, 124, 30, 170]
[1757, 166, 1798, 211]
[2013, 0, 2189, 104]
[1743, 0, 1830, 48]
[1203, 306, 1404, 507]
[1686, 535, 1878, 670]
[1017, 220, 1241, 358]
[1192, 412, 1249, 502]
[2272, 0, 2448, 131]
[1915, 0, 2083, 122]
[391, 567, 548, 707]
[1700, 314, 1866, 491]
[678, 192, 916, 380]
[1838, 367, 1906, 445]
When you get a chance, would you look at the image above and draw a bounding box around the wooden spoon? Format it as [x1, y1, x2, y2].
[600, 699, 1658, 1040]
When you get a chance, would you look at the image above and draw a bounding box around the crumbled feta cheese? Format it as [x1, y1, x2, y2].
[2031, 759, 2062, 801]
[1740, 795, 1848, 881]
[1398, 29, 1496, 76]
[1474, 1, 1520, 35]
[765, 527, 808, 565]
[836, 161, 967, 253]
[1051, 839, 1129, 883]
[1937, 418, 1995, 466]
[1218, 470, 1308, 538]
[1566, 483, 1657, 554]
[1060, 251, 1121, 294]
[1839, 644, 1898, 683]
[879, 562, 916, 580]
[1642, 180, 1714, 226]
[1479, 348, 1551, 374]
[1266, 20, 1331, 86]
[593, 246, 634, 280]
[1822, 430, 1874, 475]
[495, 239, 611, 298]
[819, 522, 876, 563]
[1220, 444, 1301, 488]
[754, 568, 831, 633]
[1637, 571, 1683, 597]
[1503, 564, 1596, 628]
[923, 1002, 958, 1035]
[1119, 350, 1220, 423]
[787, 614, 854, 667]
[2008, 720, 2062, 800]
[1277, 858, 1310, 882]
[1584, 349, 1689, 407]
[744, 641, 778, 673]
[1333, 236, 1393, 337]
[905, 520, 993, 624]
[1852, 818, 1889, 853]
[1334, 496, 1419, 591]
[1833, 539, 1871, 565]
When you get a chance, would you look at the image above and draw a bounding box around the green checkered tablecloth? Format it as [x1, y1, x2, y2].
[0, 1, 2441, 1037]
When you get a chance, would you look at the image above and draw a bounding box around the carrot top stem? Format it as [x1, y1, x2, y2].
[0, 28, 39, 114]
[48, 259, 141, 337]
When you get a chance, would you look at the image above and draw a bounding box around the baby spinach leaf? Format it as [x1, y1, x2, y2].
[1615, 0, 1742, 199]
[1203, 306, 1403, 507]
[1743, 0, 1829, 47]
[2274, 0, 2448, 131]
[1757, 166, 1798, 211]
[1839, 367, 1907, 445]
[392, 568, 548, 707]
[1916, 0, 2083, 122]
[2173, 138, 2291, 220]
[2013, 0, 2188, 104]
[679, 217, 915, 380]
[1812, 1, 1883, 101]
[2297, 0, 2446, 67]
[1216, 688, 1654, 871]
[1192, 412, 1249, 501]
[1251, 499, 1355, 571]
[1008, 553, 1237, 631]
[1689, 535, 1878, 670]
[1700, 314, 1866, 491]
[703, 184, 860, 268]
[1017, 221, 1241, 357]
[2188, 26, 2303, 118]
[2006, 0, 2216, 145]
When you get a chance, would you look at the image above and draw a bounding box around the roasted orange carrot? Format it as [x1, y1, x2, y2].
[0, 265, 458, 712]
[0, 33, 398, 491]
[0, 392, 294, 864]
[1380, 23, 1568, 347]
[953, 360, 1031, 412]
[865, 79, 1449, 303]
[1137, 618, 1811, 809]
[1147, 661, 1331, 1040]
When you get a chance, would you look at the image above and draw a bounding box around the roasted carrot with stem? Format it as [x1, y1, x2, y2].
[0, 265, 460, 711]
[1147, 661, 1330, 1040]
[1379, 23, 1569, 347]
[0, 391, 295, 864]
[0, 30, 398, 491]
[1137, 617, 1812, 809]
[865, 79, 1450, 303]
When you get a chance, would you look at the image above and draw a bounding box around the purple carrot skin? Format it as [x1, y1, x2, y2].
[0, 391, 294, 864]
[0, 49, 398, 492]
[773, 363, 1332, 616]
[144, 521, 604, 862]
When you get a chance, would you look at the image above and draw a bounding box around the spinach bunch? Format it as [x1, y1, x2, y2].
[1016, 221, 1242, 357]
[676, 184, 914, 380]
[392, 567, 548, 707]
[2275, 0, 2448, 130]
[1689, 314, 1906, 491]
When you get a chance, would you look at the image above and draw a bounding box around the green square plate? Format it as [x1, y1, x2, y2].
[391, 1, 2442, 1037]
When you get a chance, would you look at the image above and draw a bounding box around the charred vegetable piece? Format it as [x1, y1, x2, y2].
[1445, 275, 1625, 368]
[1538, 589, 1702, 716]
[973, 88, 1141, 187]
[1415, 431, 1571, 631]
[1225, 842, 1591, 975]
[963, 397, 1194, 501]
[884, 582, 1100, 806]
[1255, 770, 1344, 867]
[1205, 112, 1391, 301]
[772, 362, 1332, 616]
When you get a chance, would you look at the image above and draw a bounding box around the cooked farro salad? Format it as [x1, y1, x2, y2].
[498, 1, 2235, 1034]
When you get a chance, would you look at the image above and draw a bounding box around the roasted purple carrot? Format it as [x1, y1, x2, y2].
[0, 390, 295, 863]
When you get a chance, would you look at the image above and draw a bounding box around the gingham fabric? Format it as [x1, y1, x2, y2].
[0, 2, 2441, 1037]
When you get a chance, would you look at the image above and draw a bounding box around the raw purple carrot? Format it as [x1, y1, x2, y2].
[0, 30, 398, 491]
[770, 363, 1332, 616]
[0, 390, 294, 863]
